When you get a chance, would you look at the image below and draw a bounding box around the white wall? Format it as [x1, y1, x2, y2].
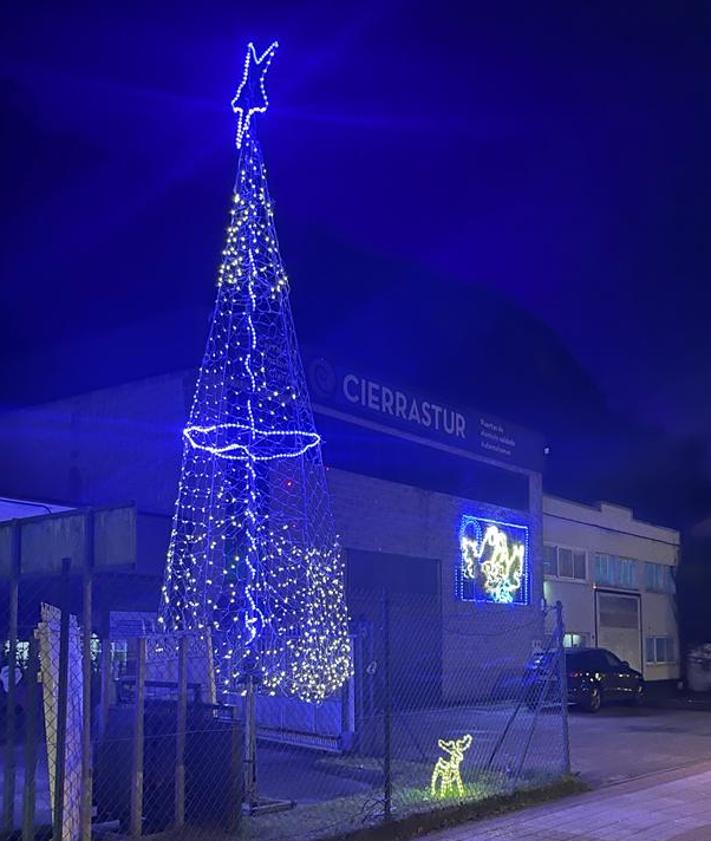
[543, 495, 680, 681]
[544, 578, 595, 642]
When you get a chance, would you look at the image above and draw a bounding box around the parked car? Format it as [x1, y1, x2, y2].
[526, 646, 644, 713]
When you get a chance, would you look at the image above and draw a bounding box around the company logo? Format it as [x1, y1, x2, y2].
[308, 358, 338, 399]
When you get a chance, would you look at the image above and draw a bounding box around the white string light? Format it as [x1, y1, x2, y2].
[159, 42, 352, 703]
[231, 41, 279, 149]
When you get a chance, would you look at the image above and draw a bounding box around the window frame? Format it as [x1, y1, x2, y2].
[594, 552, 639, 590]
[644, 562, 675, 594]
[543, 543, 558, 577]
[563, 631, 589, 649]
[645, 635, 677, 664]
[544, 543, 588, 583]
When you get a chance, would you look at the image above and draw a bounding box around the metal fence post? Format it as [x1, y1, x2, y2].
[81, 511, 94, 841]
[130, 637, 146, 837]
[228, 707, 242, 833]
[555, 601, 571, 774]
[243, 675, 257, 809]
[100, 636, 112, 739]
[3, 521, 20, 831]
[53, 557, 72, 841]
[174, 635, 188, 828]
[22, 637, 39, 841]
[382, 588, 392, 823]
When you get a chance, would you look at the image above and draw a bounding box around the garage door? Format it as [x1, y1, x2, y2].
[596, 591, 641, 673]
[347, 549, 442, 709]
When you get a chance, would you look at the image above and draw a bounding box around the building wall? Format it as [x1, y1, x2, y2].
[0, 372, 191, 514]
[0, 372, 545, 702]
[329, 469, 543, 702]
[543, 495, 680, 682]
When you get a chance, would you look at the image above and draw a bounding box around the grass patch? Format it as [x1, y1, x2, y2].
[237, 772, 587, 841]
[314, 754, 432, 785]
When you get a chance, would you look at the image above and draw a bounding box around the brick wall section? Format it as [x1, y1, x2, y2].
[327, 468, 544, 702]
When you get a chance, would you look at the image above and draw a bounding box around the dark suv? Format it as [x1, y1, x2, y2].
[526, 646, 644, 712]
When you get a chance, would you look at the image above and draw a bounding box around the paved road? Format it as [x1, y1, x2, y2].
[419, 706, 711, 841]
[425, 760, 711, 841]
[568, 704, 711, 785]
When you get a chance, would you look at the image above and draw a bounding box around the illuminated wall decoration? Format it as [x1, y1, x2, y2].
[158, 42, 352, 704]
[458, 515, 529, 605]
[431, 734, 472, 798]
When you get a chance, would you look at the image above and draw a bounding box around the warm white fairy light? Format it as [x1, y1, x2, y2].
[159, 42, 352, 703]
[431, 735, 472, 798]
[459, 516, 528, 605]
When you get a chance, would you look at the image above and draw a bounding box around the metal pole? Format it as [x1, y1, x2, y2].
[174, 636, 188, 828]
[3, 521, 20, 831]
[21, 637, 39, 841]
[382, 589, 392, 822]
[100, 637, 112, 738]
[130, 638, 146, 837]
[227, 707, 242, 833]
[80, 511, 94, 841]
[366, 623, 376, 755]
[243, 676, 257, 808]
[556, 600, 571, 774]
[53, 557, 72, 841]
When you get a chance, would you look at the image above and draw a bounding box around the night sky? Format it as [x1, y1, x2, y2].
[1, 2, 710, 526]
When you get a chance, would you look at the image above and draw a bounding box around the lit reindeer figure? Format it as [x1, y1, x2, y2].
[430, 734, 473, 798]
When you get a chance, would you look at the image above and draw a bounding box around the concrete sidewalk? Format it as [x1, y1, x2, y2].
[425, 761, 711, 841]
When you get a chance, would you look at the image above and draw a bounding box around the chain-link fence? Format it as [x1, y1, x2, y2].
[1, 563, 569, 841]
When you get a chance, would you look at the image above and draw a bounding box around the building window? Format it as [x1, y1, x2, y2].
[563, 632, 589, 648]
[646, 636, 676, 664]
[544, 544, 558, 576]
[594, 553, 638, 589]
[544, 545, 586, 581]
[644, 562, 675, 594]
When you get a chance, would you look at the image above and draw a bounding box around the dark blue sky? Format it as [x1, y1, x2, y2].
[1, 2, 710, 518]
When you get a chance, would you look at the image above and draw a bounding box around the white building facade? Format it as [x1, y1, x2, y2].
[543, 496, 680, 682]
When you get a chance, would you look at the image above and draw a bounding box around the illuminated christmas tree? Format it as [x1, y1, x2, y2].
[159, 41, 352, 704]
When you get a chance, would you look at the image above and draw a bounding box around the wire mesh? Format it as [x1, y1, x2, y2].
[158, 129, 352, 705]
[1, 571, 569, 841]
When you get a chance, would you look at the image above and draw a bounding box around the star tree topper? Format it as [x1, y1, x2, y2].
[231, 41, 279, 148]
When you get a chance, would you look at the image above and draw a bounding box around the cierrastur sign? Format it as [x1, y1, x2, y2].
[305, 357, 544, 473]
[342, 373, 466, 439]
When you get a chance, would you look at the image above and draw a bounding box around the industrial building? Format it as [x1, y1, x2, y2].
[0, 354, 679, 705]
[543, 496, 680, 681]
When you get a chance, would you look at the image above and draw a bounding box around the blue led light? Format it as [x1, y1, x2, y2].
[457, 515, 529, 606]
[231, 41, 279, 149]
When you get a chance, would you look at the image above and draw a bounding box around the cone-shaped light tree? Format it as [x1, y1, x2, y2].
[159, 42, 352, 703]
